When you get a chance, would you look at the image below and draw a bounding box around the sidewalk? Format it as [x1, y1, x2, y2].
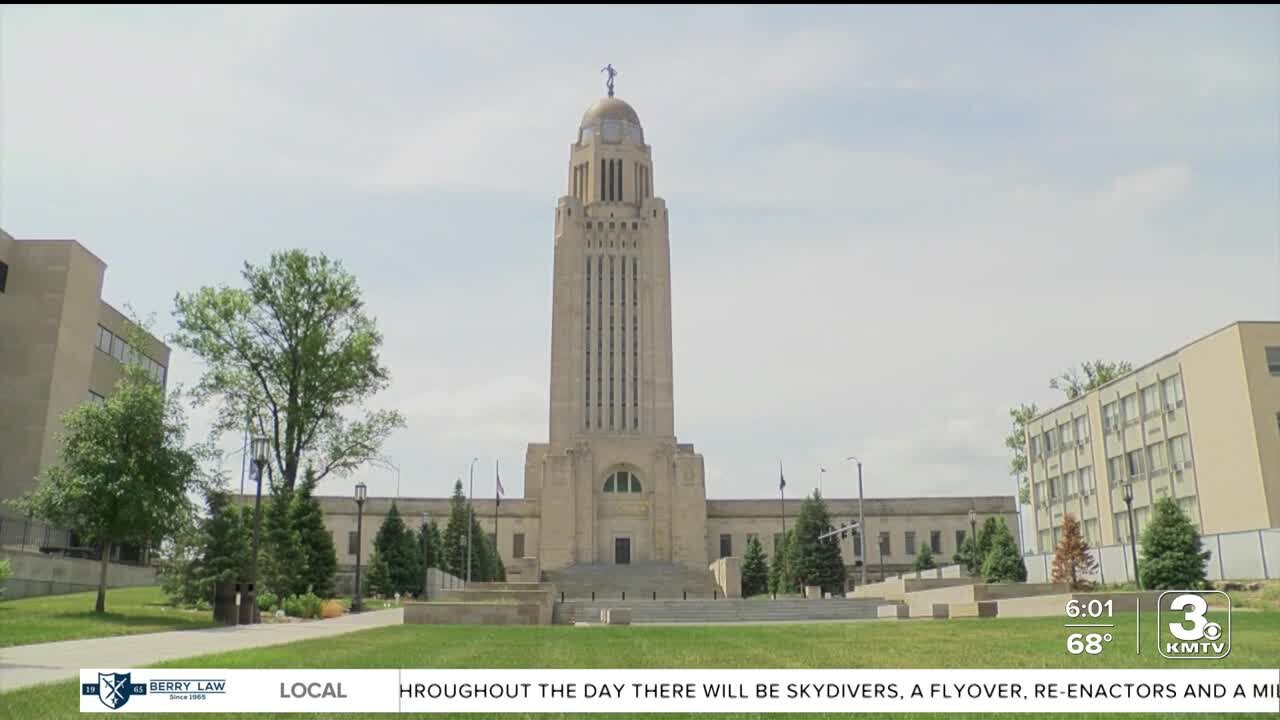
[0, 608, 403, 693]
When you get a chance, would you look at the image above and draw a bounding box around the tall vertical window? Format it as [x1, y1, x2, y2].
[1108, 456, 1124, 487]
[1266, 347, 1280, 375]
[1126, 449, 1145, 479]
[585, 257, 592, 427]
[1142, 384, 1160, 416]
[1103, 402, 1119, 432]
[620, 252, 626, 429]
[513, 533, 525, 558]
[608, 256, 615, 429]
[930, 530, 942, 554]
[904, 531, 916, 556]
[1074, 415, 1089, 445]
[1147, 443, 1167, 474]
[597, 256, 603, 428]
[955, 530, 966, 552]
[879, 532, 891, 557]
[1080, 466, 1095, 493]
[719, 534, 732, 559]
[1121, 393, 1138, 424]
[1162, 375, 1183, 408]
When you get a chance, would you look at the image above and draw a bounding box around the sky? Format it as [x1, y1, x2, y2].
[2, 6, 1277, 530]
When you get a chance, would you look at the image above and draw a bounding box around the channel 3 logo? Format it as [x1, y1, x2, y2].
[1157, 590, 1231, 660]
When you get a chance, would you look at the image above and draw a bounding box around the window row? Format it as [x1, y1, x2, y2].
[756, 528, 969, 559]
[95, 324, 166, 385]
[1101, 376, 1183, 433]
[1029, 414, 1091, 459]
[1038, 466, 1097, 504]
[1105, 434, 1192, 487]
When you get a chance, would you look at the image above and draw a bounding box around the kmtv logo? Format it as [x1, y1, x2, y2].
[1157, 591, 1231, 659]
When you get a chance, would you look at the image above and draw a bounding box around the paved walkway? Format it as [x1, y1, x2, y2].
[0, 608, 403, 693]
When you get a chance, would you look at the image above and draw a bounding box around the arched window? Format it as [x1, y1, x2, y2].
[603, 470, 642, 493]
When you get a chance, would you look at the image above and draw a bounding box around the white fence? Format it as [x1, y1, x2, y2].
[1024, 528, 1278, 584]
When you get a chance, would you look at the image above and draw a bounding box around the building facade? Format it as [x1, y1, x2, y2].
[1024, 321, 1280, 554]
[0, 229, 171, 557]
[317, 88, 1016, 588]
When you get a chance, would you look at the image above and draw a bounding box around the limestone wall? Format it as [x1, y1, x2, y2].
[403, 601, 541, 626]
[0, 548, 156, 599]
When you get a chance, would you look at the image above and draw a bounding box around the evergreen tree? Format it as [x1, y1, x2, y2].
[980, 518, 1027, 583]
[419, 520, 444, 571]
[912, 543, 936, 572]
[489, 534, 506, 582]
[953, 536, 979, 575]
[977, 516, 1001, 565]
[443, 480, 469, 579]
[741, 535, 769, 597]
[786, 491, 846, 595]
[1139, 497, 1209, 590]
[365, 550, 392, 597]
[200, 490, 251, 595]
[467, 511, 493, 582]
[1051, 513, 1097, 591]
[261, 486, 307, 597]
[767, 530, 794, 595]
[290, 468, 337, 597]
[372, 502, 420, 595]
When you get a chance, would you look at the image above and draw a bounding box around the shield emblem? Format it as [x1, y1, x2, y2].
[98, 672, 131, 709]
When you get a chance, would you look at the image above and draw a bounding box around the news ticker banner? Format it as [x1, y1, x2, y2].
[80, 668, 1280, 714]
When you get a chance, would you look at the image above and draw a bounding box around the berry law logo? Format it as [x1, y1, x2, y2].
[82, 672, 148, 710]
[1157, 590, 1231, 659]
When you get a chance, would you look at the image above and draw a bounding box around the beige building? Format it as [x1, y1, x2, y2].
[0, 229, 170, 558]
[318, 86, 1016, 589]
[1025, 321, 1280, 555]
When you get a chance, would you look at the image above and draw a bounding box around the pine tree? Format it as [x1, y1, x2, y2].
[290, 468, 337, 597]
[767, 530, 794, 595]
[980, 518, 1027, 583]
[420, 520, 444, 570]
[741, 535, 769, 597]
[977, 516, 1001, 566]
[953, 536, 979, 575]
[786, 491, 846, 595]
[489, 534, 506, 582]
[182, 488, 250, 606]
[468, 511, 493, 582]
[365, 550, 392, 597]
[912, 543, 936, 572]
[372, 502, 420, 595]
[443, 480, 469, 579]
[261, 487, 307, 597]
[1139, 497, 1209, 590]
[1051, 513, 1097, 591]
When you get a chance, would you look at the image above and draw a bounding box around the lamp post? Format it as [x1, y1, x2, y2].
[1123, 482, 1141, 590]
[353, 482, 367, 612]
[818, 466, 826, 496]
[844, 456, 866, 586]
[968, 507, 978, 573]
[245, 436, 269, 624]
[466, 457, 478, 584]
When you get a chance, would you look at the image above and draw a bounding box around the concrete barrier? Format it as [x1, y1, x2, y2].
[603, 608, 632, 625]
[877, 604, 910, 619]
[403, 601, 540, 625]
[708, 557, 741, 598]
[908, 603, 949, 619]
[0, 548, 156, 599]
[949, 601, 999, 618]
[437, 587, 555, 625]
[804, 585, 821, 599]
[847, 577, 974, 601]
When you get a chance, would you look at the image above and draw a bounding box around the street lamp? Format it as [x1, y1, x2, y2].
[244, 436, 270, 624]
[844, 456, 867, 586]
[818, 466, 826, 496]
[353, 481, 367, 612]
[1122, 482, 1141, 590]
[968, 506, 978, 573]
[466, 457, 478, 584]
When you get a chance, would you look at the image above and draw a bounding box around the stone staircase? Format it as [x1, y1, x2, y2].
[553, 597, 888, 624]
[543, 562, 721, 600]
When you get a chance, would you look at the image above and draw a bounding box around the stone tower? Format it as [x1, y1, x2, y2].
[523, 88, 708, 572]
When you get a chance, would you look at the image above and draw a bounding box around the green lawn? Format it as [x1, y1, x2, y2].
[4, 610, 1277, 719]
[0, 585, 213, 648]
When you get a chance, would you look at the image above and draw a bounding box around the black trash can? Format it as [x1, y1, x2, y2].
[213, 580, 238, 626]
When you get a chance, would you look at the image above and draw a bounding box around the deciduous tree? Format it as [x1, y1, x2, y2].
[1050, 513, 1097, 590]
[172, 250, 406, 492]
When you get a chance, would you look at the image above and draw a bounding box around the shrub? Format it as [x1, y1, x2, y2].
[981, 518, 1027, 583]
[0, 558, 11, 598]
[320, 599, 344, 619]
[283, 592, 323, 619]
[257, 591, 279, 613]
[195, 598, 212, 612]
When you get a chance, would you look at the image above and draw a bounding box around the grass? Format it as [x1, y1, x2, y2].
[3, 609, 1277, 719]
[0, 585, 214, 648]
